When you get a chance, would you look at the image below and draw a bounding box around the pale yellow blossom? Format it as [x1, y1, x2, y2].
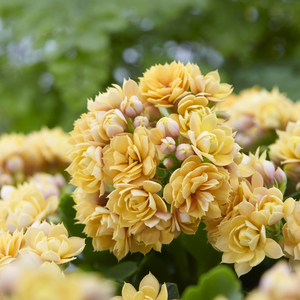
[20, 221, 85, 265]
[164, 155, 231, 220]
[113, 272, 168, 300]
[103, 126, 159, 185]
[139, 61, 189, 108]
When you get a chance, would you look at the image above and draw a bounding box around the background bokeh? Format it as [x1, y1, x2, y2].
[1, 0, 300, 134]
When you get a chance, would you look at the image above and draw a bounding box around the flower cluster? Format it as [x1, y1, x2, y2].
[68, 61, 237, 260]
[217, 87, 298, 150]
[0, 127, 71, 187]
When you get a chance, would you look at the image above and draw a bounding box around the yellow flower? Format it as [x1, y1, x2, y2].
[67, 143, 105, 195]
[280, 202, 300, 265]
[270, 121, 300, 182]
[107, 181, 167, 227]
[216, 213, 283, 277]
[129, 210, 177, 254]
[188, 113, 237, 166]
[0, 229, 25, 267]
[245, 261, 300, 300]
[25, 127, 71, 170]
[0, 183, 58, 232]
[254, 87, 293, 130]
[186, 63, 233, 102]
[139, 61, 189, 108]
[172, 206, 200, 235]
[20, 221, 85, 265]
[103, 126, 159, 185]
[170, 94, 212, 137]
[113, 272, 168, 300]
[164, 155, 231, 220]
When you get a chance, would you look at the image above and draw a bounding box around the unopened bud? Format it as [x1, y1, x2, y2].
[133, 116, 149, 128]
[0, 185, 15, 200]
[274, 167, 287, 194]
[0, 173, 13, 186]
[216, 111, 230, 122]
[5, 155, 24, 173]
[160, 137, 176, 155]
[175, 144, 194, 161]
[163, 158, 174, 168]
[157, 117, 179, 137]
[120, 95, 143, 118]
[143, 102, 161, 120]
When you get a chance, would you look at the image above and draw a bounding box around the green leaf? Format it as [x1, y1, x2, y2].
[105, 261, 138, 280]
[166, 283, 180, 300]
[179, 222, 222, 278]
[58, 193, 85, 238]
[181, 265, 243, 300]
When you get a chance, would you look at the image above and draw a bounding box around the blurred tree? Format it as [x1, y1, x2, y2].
[1, 0, 300, 134]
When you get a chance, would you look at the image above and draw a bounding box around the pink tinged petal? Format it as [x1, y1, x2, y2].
[156, 283, 168, 300]
[234, 262, 252, 277]
[41, 250, 61, 262]
[139, 272, 160, 294]
[122, 283, 137, 300]
[263, 238, 283, 259]
[48, 224, 68, 238]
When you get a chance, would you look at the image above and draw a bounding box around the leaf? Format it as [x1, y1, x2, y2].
[181, 265, 243, 300]
[166, 283, 180, 300]
[179, 222, 222, 278]
[58, 193, 85, 238]
[106, 261, 138, 280]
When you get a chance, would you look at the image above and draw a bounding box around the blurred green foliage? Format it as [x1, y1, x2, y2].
[1, 0, 300, 134]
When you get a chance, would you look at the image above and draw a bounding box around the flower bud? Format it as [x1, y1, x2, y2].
[157, 117, 179, 137]
[143, 102, 161, 120]
[5, 155, 24, 173]
[133, 116, 149, 128]
[0, 185, 15, 200]
[120, 95, 143, 118]
[103, 109, 127, 138]
[0, 173, 13, 186]
[160, 137, 176, 155]
[274, 167, 287, 194]
[175, 144, 194, 161]
[163, 158, 174, 168]
[216, 111, 230, 122]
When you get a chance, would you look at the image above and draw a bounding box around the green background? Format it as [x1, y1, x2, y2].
[1, 0, 300, 134]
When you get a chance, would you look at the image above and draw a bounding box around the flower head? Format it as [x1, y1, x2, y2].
[139, 61, 189, 108]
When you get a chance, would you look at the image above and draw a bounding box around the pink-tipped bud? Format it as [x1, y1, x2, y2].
[175, 144, 194, 161]
[133, 116, 149, 128]
[103, 109, 127, 138]
[163, 158, 174, 168]
[5, 155, 24, 173]
[160, 137, 176, 155]
[0, 173, 13, 186]
[120, 95, 143, 118]
[274, 167, 287, 184]
[143, 102, 161, 120]
[157, 117, 180, 137]
[216, 111, 230, 122]
[149, 128, 164, 145]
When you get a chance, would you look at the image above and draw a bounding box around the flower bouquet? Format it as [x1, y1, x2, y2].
[1, 61, 300, 300]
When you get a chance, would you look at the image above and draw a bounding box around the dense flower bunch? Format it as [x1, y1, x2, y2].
[217, 87, 299, 150]
[68, 61, 240, 260]
[0, 127, 71, 187]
